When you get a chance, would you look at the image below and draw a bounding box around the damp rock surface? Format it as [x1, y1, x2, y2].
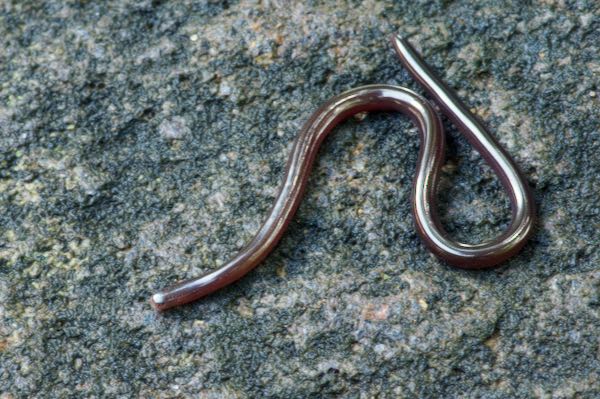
[1, 1, 599, 398]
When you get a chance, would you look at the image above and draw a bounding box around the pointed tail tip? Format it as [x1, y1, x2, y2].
[392, 32, 417, 44]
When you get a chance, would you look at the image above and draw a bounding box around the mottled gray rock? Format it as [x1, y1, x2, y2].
[0, 1, 599, 398]
[159, 116, 191, 140]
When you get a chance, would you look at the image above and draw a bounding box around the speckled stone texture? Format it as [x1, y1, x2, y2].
[1, 0, 599, 397]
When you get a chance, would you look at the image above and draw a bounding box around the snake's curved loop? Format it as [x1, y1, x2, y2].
[150, 35, 535, 311]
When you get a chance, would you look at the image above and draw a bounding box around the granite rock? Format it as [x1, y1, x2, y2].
[1, 0, 599, 397]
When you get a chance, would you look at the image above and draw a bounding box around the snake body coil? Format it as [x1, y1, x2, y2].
[150, 35, 535, 311]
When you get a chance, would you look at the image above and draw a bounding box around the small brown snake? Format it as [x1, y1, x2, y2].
[150, 35, 535, 311]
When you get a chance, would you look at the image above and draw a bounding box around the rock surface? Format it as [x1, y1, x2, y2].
[1, 1, 599, 397]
